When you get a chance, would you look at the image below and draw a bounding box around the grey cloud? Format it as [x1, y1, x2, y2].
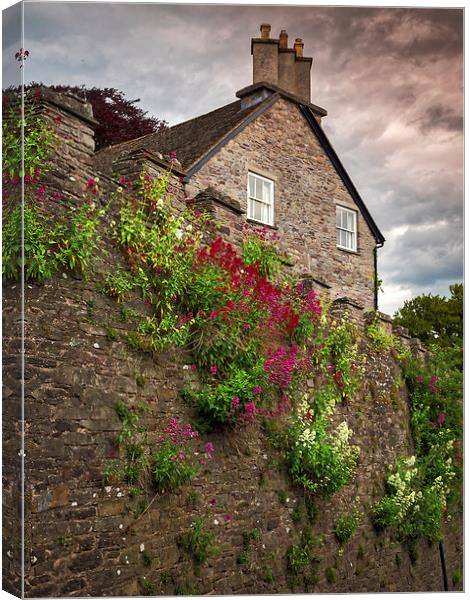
[413, 103, 464, 134]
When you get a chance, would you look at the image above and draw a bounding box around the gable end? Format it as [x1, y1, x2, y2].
[299, 104, 385, 246]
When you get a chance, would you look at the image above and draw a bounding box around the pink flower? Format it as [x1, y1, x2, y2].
[53, 192, 61, 201]
[191, 364, 197, 370]
[177, 451, 185, 461]
[242, 323, 249, 330]
[205, 442, 214, 454]
[210, 365, 218, 376]
[210, 498, 217, 506]
[231, 396, 240, 407]
[437, 413, 446, 427]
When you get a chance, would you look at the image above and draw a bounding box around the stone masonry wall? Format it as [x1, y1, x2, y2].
[2, 272, 463, 597]
[2, 90, 462, 597]
[186, 97, 377, 309]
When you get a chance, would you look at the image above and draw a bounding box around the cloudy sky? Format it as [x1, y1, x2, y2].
[3, 1, 464, 314]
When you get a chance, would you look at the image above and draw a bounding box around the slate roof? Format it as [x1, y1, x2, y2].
[94, 98, 271, 175]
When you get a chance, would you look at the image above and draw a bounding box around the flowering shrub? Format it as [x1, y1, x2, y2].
[152, 419, 202, 493]
[181, 237, 325, 426]
[2, 91, 104, 281]
[111, 171, 207, 349]
[334, 500, 362, 543]
[104, 406, 214, 494]
[289, 400, 360, 496]
[177, 514, 219, 564]
[373, 450, 455, 542]
[373, 346, 462, 543]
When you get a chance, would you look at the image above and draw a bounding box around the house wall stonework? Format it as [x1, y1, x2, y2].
[186, 98, 377, 308]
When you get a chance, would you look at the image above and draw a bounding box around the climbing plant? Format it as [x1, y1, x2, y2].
[2, 89, 104, 282]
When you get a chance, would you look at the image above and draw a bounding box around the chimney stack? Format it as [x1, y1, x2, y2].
[260, 23, 271, 39]
[294, 38, 304, 58]
[251, 25, 312, 103]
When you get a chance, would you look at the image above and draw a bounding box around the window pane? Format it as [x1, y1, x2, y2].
[253, 200, 263, 221]
[263, 180, 271, 203]
[249, 174, 255, 197]
[336, 208, 341, 227]
[346, 211, 353, 231]
[265, 203, 272, 224]
[255, 177, 263, 200]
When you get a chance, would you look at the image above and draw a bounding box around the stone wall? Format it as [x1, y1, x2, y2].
[186, 97, 377, 309]
[2, 272, 463, 597]
[2, 89, 462, 597]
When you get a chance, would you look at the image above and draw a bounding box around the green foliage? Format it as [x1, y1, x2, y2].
[372, 341, 463, 545]
[287, 315, 363, 496]
[119, 304, 141, 323]
[452, 568, 462, 587]
[325, 566, 336, 584]
[139, 577, 157, 596]
[185, 363, 264, 427]
[289, 412, 359, 496]
[287, 529, 319, 574]
[102, 462, 122, 486]
[175, 582, 199, 596]
[160, 571, 175, 585]
[3, 94, 104, 282]
[115, 402, 140, 446]
[3, 91, 54, 179]
[111, 170, 206, 351]
[366, 312, 395, 351]
[291, 506, 303, 524]
[305, 494, 318, 524]
[142, 551, 152, 567]
[151, 442, 198, 494]
[242, 528, 259, 547]
[372, 453, 454, 543]
[394, 284, 463, 351]
[178, 515, 218, 564]
[103, 270, 138, 302]
[241, 227, 281, 279]
[334, 503, 362, 544]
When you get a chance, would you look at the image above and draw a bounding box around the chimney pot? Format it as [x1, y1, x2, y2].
[260, 23, 271, 39]
[294, 38, 304, 58]
[279, 30, 288, 49]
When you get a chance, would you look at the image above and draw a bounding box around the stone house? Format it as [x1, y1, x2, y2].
[49, 23, 385, 310]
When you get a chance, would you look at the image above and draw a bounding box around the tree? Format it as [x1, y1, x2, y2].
[394, 283, 463, 349]
[3, 84, 167, 150]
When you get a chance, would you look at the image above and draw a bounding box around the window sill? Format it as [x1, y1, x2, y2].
[246, 218, 279, 230]
[337, 245, 360, 255]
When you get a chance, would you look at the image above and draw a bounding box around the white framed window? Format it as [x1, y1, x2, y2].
[336, 205, 357, 251]
[247, 172, 274, 226]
